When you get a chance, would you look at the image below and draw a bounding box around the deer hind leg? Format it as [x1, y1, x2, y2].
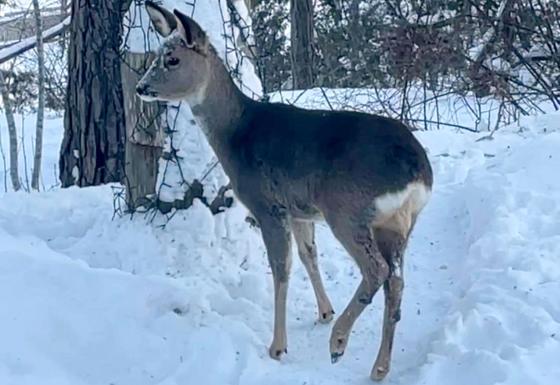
[322, 211, 389, 364]
[291, 219, 334, 324]
[370, 227, 409, 381]
[369, 201, 418, 381]
[258, 213, 293, 360]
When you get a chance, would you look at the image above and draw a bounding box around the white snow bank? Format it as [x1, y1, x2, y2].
[410, 122, 560, 385]
[0, 109, 559, 384]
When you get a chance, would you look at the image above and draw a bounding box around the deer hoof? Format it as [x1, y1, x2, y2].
[318, 309, 335, 324]
[331, 351, 344, 364]
[370, 365, 389, 382]
[268, 344, 287, 360]
[329, 333, 348, 364]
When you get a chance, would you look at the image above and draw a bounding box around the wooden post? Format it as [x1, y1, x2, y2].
[121, 52, 165, 210]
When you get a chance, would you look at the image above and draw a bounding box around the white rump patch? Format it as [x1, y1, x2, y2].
[374, 182, 431, 216]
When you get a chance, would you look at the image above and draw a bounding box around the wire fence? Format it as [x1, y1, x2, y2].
[117, 0, 560, 219]
[118, 0, 260, 219]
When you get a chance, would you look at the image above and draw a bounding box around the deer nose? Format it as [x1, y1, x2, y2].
[136, 83, 150, 96]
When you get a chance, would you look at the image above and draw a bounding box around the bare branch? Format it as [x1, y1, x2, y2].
[0, 15, 70, 64]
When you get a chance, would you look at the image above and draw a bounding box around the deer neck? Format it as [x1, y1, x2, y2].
[188, 53, 251, 154]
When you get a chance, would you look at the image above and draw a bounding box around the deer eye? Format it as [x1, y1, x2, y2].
[166, 57, 180, 67]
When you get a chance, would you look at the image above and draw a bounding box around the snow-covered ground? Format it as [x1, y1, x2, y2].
[0, 107, 559, 385]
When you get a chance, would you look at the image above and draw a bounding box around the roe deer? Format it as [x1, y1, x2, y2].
[138, 2, 433, 381]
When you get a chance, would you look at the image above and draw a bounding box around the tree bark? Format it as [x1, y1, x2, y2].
[0, 70, 21, 191]
[290, 0, 314, 89]
[59, 0, 127, 187]
[31, 0, 44, 190]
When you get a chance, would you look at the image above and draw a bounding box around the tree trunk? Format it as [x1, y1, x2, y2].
[348, 0, 362, 68]
[290, 0, 314, 89]
[121, 52, 164, 210]
[0, 70, 21, 191]
[244, 0, 258, 11]
[59, 0, 126, 187]
[31, 0, 45, 190]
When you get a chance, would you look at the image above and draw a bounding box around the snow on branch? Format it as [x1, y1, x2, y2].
[0, 15, 70, 64]
[469, 0, 512, 64]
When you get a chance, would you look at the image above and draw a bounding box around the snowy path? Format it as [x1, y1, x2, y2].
[1, 117, 559, 384]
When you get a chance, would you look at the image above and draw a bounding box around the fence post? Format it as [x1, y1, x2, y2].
[121, 51, 165, 209]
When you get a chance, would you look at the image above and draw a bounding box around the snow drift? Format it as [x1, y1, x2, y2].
[0, 107, 559, 384]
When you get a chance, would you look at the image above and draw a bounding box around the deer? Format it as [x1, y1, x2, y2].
[137, 2, 433, 381]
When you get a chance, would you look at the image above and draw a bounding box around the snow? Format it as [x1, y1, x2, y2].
[3, 2, 559, 382]
[1, 98, 559, 384]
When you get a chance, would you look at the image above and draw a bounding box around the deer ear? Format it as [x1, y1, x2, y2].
[173, 9, 209, 52]
[145, 1, 177, 37]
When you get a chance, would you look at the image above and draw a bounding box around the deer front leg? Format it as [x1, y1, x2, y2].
[258, 213, 293, 360]
[291, 219, 334, 323]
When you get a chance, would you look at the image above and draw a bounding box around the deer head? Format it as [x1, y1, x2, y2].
[136, 1, 211, 104]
